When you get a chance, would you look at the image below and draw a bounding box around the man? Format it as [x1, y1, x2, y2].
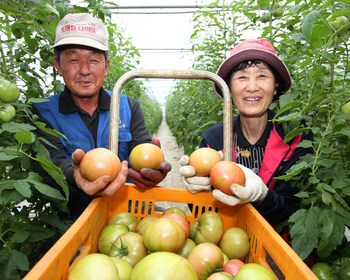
[32, 13, 170, 222]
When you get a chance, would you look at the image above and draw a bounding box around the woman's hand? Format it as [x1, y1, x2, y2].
[212, 164, 268, 206]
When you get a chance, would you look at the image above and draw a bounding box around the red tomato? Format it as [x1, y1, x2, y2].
[131, 252, 197, 280]
[98, 224, 129, 255]
[176, 238, 197, 258]
[80, 148, 121, 182]
[207, 272, 235, 280]
[129, 143, 164, 171]
[210, 161, 246, 195]
[219, 227, 250, 261]
[143, 218, 186, 253]
[234, 263, 277, 280]
[108, 212, 139, 232]
[68, 253, 119, 280]
[187, 242, 224, 280]
[190, 211, 224, 245]
[160, 213, 190, 239]
[109, 232, 148, 267]
[135, 216, 158, 236]
[110, 257, 133, 280]
[162, 206, 187, 221]
[189, 147, 222, 176]
[223, 259, 245, 276]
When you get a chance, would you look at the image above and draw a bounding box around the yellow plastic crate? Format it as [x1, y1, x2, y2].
[23, 183, 317, 280]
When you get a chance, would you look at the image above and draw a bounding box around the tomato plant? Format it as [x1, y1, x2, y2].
[0, 78, 20, 103]
[188, 147, 222, 176]
[222, 259, 245, 276]
[143, 218, 186, 253]
[210, 161, 246, 195]
[332, 257, 350, 279]
[162, 206, 187, 221]
[190, 211, 224, 245]
[109, 232, 147, 267]
[0, 103, 16, 123]
[68, 253, 120, 280]
[108, 212, 139, 232]
[187, 242, 224, 280]
[160, 213, 190, 239]
[129, 143, 164, 171]
[219, 227, 250, 261]
[135, 216, 158, 236]
[80, 148, 121, 182]
[131, 252, 197, 280]
[98, 224, 129, 255]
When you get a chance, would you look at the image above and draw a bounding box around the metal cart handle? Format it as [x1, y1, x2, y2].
[109, 69, 233, 161]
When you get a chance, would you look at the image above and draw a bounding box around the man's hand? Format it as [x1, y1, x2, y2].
[128, 139, 172, 189]
[179, 154, 213, 193]
[212, 164, 268, 206]
[72, 149, 129, 196]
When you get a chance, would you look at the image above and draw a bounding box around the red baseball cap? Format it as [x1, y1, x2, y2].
[214, 38, 292, 98]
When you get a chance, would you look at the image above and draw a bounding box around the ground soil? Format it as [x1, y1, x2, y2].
[151, 117, 191, 214]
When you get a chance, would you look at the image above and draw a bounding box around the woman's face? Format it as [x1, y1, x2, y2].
[229, 61, 277, 119]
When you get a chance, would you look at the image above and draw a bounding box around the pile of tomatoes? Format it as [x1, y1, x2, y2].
[0, 77, 19, 123]
[68, 207, 278, 280]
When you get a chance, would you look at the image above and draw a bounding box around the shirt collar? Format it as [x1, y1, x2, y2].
[58, 86, 111, 114]
[236, 113, 274, 148]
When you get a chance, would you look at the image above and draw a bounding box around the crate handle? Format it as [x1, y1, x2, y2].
[109, 69, 233, 161]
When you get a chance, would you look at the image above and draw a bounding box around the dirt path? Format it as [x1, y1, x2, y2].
[152, 117, 191, 214]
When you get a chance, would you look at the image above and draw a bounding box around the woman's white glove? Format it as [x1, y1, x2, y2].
[212, 164, 268, 206]
[179, 155, 212, 193]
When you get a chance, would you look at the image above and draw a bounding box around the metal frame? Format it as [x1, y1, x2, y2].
[109, 69, 233, 161]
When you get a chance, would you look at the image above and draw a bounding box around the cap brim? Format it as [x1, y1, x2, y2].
[52, 37, 108, 51]
[214, 49, 291, 98]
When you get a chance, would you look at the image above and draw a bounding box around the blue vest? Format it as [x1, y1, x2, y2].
[34, 90, 132, 220]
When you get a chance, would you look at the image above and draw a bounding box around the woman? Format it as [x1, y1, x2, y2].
[179, 38, 313, 225]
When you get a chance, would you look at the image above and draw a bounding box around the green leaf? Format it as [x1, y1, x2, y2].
[38, 213, 69, 232]
[34, 121, 69, 141]
[12, 231, 30, 243]
[298, 140, 313, 148]
[14, 131, 35, 145]
[14, 181, 31, 198]
[0, 152, 20, 161]
[1, 123, 35, 133]
[276, 161, 309, 180]
[302, 10, 322, 41]
[274, 101, 302, 118]
[0, 3, 25, 14]
[317, 210, 346, 258]
[289, 207, 320, 260]
[0, 250, 28, 280]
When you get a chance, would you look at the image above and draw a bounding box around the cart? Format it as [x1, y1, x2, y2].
[23, 69, 317, 280]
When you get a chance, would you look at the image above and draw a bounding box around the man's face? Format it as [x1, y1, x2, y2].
[53, 46, 109, 99]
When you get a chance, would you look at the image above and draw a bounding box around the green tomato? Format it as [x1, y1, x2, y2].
[272, 8, 284, 18]
[110, 257, 133, 280]
[329, 16, 350, 35]
[311, 262, 334, 280]
[0, 78, 20, 103]
[260, 13, 270, 23]
[342, 101, 350, 114]
[234, 263, 277, 280]
[0, 103, 16, 122]
[332, 257, 350, 279]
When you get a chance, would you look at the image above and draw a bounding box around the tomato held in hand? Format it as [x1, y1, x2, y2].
[210, 161, 246, 195]
[129, 143, 164, 171]
[189, 147, 222, 176]
[80, 148, 121, 182]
